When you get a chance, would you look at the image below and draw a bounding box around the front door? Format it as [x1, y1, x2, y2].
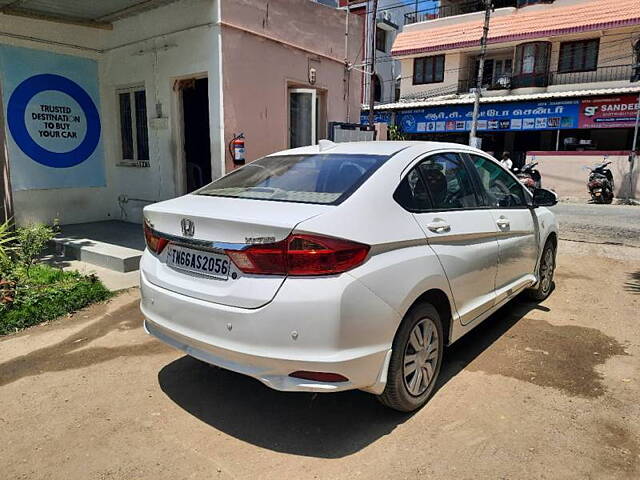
[181, 78, 211, 192]
[467, 154, 538, 302]
[289, 88, 317, 148]
[409, 152, 500, 325]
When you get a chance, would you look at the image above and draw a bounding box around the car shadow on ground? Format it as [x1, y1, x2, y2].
[158, 295, 549, 459]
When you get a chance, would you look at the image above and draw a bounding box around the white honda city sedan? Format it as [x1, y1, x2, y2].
[140, 141, 558, 411]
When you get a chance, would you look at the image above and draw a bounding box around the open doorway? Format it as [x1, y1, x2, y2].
[181, 77, 211, 192]
[288, 87, 327, 148]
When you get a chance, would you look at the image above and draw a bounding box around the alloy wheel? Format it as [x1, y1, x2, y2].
[540, 247, 555, 294]
[403, 318, 439, 396]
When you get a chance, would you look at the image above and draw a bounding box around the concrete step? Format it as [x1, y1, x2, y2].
[51, 237, 143, 273]
[42, 255, 140, 291]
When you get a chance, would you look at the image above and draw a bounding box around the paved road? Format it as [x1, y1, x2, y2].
[2, 242, 640, 480]
[550, 202, 640, 247]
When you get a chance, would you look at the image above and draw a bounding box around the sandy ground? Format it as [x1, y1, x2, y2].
[1, 240, 639, 480]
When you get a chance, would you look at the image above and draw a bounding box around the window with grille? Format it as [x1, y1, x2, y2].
[558, 39, 599, 73]
[634, 41, 640, 82]
[413, 55, 445, 85]
[118, 86, 149, 163]
[375, 28, 387, 52]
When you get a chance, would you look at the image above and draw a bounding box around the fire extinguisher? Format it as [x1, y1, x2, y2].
[229, 133, 245, 166]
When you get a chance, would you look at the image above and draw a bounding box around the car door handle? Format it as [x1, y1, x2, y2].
[496, 217, 510, 228]
[426, 221, 451, 234]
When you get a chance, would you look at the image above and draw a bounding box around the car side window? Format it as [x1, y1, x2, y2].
[394, 168, 431, 211]
[469, 154, 528, 208]
[417, 153, 478, 210]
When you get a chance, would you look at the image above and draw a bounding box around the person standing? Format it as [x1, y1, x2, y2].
[500, 152, 513, 170]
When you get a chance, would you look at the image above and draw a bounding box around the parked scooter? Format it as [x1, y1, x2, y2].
[586, 161, 615, 204]
[513, 162, 542, 193]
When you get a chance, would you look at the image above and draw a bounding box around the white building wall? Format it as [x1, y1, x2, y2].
[0, 0, 223, 226]
[101, 0, 222, 223]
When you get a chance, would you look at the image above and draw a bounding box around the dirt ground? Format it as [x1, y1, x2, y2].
[1, 240, 639, 480]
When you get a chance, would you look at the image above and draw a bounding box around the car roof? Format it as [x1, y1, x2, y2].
[267, 141, 489, 158]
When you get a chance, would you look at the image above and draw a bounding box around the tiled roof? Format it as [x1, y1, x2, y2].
[392, 0, 640, 57]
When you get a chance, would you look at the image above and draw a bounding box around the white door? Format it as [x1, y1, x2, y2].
[289, 88, 316, 148]
[406, 152, 500, 325]
[468, 154, 538, 302]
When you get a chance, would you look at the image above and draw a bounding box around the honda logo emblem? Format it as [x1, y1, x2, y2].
[181, 218, 195, 237]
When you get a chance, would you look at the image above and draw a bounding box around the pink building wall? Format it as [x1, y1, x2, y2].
[220, 0, 364, 171]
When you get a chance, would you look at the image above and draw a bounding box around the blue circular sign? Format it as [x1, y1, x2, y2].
[7, 74, 101, 168]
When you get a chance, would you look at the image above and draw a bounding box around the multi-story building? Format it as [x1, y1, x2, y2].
[373, 0, 640, 172]
[341, 0, 437, 105]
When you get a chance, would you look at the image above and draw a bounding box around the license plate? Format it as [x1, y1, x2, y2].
[166, 245, 230, 280]
[595, 192, 601, 196]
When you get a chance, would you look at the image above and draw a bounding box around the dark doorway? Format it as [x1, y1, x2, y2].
[182, 78, 211, 192]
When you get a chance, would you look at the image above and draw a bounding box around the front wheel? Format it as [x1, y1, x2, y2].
[378, 303, 444, 412]
[528, 241, 556, 301]
[604, 192, 614, 204]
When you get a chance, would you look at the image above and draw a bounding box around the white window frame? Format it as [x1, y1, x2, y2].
[116, 85, 149, 167]
[288, 88, 317, 148]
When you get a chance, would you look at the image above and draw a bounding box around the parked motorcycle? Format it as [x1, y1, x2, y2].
[586, 161, 615, 204]
[513, 162, 542, 193]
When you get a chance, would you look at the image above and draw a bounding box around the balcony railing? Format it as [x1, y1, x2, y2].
[549, 64, 634, 85]
[404, 0, 517, 25]
[456, 64, 636, 93]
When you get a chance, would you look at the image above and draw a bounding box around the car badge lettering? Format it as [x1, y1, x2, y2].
[245, 236, 276, 244]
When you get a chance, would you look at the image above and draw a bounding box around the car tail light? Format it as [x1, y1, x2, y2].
[226, 233, 369, 276]
[226, 240, 287, 275]
[143, 221, 169, 254]
[289, 371, 349, 383]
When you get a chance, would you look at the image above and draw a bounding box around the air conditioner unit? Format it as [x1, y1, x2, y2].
[377, 10, 393, 24]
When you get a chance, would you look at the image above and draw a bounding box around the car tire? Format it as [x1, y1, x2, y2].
[528, 240, 556, 301]
[378, 303, 444, 412]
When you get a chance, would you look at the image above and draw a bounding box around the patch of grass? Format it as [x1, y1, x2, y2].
[0, 264, 113, 335]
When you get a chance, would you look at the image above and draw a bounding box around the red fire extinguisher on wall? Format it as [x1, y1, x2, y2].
[229, 133, 245, 166]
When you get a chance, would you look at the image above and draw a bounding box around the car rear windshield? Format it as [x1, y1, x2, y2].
[196, 153, 389, 205]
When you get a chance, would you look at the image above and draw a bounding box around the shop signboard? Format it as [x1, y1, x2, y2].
[360, 111, 392, 125]
[578, 95, 640, 129]
[0, 45, 105, 191]
[393, 99, 580, 134]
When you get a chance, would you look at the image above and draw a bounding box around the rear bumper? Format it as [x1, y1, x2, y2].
[140, 270, 398, 393]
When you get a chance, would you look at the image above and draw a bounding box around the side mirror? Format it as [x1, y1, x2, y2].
[532, 188, 558, 207]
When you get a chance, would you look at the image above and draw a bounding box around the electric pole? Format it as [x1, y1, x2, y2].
[367, 0, 379, 128]
[469, 0, 492, 148]
[629, 91, 640, 200]
[345, 3, 351, 122]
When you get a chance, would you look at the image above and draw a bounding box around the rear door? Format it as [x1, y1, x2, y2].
[407, 152, 500, 325]
[467, 154, 538, 302]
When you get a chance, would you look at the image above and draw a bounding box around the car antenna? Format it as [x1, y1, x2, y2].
[318, 139, 337, 152]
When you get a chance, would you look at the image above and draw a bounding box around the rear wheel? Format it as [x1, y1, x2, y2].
[378, 303, 444, 412]
[528, 240, 556, 301]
